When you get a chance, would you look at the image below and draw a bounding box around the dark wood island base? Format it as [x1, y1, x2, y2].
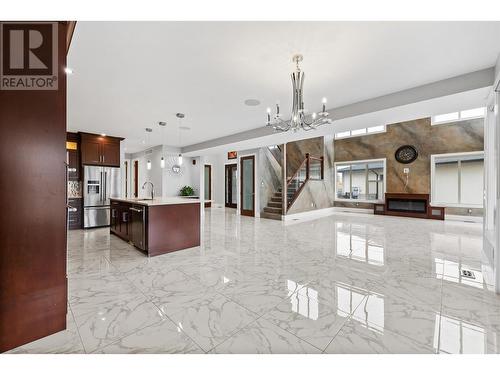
[110, 198, 200, 257]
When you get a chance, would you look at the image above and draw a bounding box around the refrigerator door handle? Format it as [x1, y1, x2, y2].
[104, 171, 108, 201]
[100, 171, 104, 202]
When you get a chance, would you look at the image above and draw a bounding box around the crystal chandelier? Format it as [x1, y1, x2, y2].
[266, 54, 332, 132]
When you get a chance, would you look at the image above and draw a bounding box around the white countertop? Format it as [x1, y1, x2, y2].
[111, 197, 201, 206]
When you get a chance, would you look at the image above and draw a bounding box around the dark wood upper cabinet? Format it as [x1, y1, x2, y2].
[101, 142, 120, 166]
[81, 137, 101, 165]
[80, 133, 123, 167]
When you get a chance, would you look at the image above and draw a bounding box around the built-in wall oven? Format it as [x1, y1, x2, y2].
[84, 166, 120, 228]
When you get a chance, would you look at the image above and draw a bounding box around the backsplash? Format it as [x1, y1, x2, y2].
[67, 181, 82, 198]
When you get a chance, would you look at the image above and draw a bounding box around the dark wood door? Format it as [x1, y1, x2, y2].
[101, 142, 120, 167]
[81, 139, 101, 165]
[204, 165, 212, 208]
[0, 22, 68, 352]
[240, 156, 255, 217]
[225, 164, 237, 208]
[133, 161, 139, 197]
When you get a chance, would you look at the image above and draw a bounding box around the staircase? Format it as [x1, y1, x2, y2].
[261, 188, 283, 220]
[286, 153, 325, 210]
[261, 153, 324, 220]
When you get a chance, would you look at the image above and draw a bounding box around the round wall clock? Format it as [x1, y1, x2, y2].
[395, 145, 418, 164]
[165, 155, 184, 176]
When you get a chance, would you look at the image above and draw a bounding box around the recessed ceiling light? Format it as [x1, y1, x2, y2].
[145, 128, 153, 132]
[158, 121, 167, 126]
[244, 99, 260, 106]
[176, 113, 185, 119]
[64, 67, 73, 74]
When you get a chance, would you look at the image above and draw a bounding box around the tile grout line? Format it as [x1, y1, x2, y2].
[320, 292, 370, 353]
[68, 303, 88, 354]
[75, 245, 181, 353]
[115, 260, 209, 353]
[207, 284, 325, 353]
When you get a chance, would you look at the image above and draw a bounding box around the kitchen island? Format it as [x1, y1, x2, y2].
[110, 197, 200, 257]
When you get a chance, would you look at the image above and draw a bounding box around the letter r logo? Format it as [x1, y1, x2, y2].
[0, 22, 58, 90]
[2, 23, 53, 75]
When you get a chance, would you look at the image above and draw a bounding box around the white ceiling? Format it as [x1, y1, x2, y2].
[67, 21, 500, 153]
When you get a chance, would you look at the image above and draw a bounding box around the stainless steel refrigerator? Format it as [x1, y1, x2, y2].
[84, 166, 121, 228]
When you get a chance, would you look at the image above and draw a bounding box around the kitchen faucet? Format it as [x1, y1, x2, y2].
[142, 181, 155, 200]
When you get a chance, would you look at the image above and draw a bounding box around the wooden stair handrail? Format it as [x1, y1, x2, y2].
[286, 154, 309, 185]
[285, 153, 324, 210]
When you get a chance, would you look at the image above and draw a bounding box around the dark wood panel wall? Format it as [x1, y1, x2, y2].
[0, 22, 68, 352]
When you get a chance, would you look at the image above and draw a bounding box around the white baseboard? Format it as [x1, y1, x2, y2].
[283, 207, 336, 221]
[332, 207, 374, 214]
[283, 206, 375, 222]
[445, 214, 483, 223]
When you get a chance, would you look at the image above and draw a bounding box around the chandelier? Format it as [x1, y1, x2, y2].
[266, 54, 332, 132]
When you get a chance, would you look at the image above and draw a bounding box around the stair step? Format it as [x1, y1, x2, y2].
[270, 197, 282, 203]
[261, 212, 282, 221]
[264, 206, 282, 214]
[268, 202, 282, 208]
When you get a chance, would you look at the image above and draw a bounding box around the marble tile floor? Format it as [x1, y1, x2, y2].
[6, 209, 500, 354]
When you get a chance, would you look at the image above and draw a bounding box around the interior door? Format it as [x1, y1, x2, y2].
[204, 165, 212, 207]
[225, 164, 237, 208]
[240, 155, 255, 217]
[133, 160, 139, 198]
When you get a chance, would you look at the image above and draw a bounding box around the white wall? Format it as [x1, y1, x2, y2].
[126, 145, 201, 198]
[161, 147, 199, 197]
[204, 154, 225, 206]
[483, 88, 500, 293]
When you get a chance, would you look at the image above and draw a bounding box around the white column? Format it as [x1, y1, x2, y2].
[495, 91, 500, 294]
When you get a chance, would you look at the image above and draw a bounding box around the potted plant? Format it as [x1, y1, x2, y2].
[180, 185, 195, 197]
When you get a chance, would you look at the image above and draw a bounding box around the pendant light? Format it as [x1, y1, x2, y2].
[176, 113, 185, 165]
[158, 121, 166, 168]
[145, 127, 152, 170]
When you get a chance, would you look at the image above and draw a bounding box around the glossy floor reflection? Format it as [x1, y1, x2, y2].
[7, 209, 500, 353]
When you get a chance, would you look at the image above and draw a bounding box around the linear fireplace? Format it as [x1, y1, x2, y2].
[373, 193, 444, 220]
[387, 197, 427, 214]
